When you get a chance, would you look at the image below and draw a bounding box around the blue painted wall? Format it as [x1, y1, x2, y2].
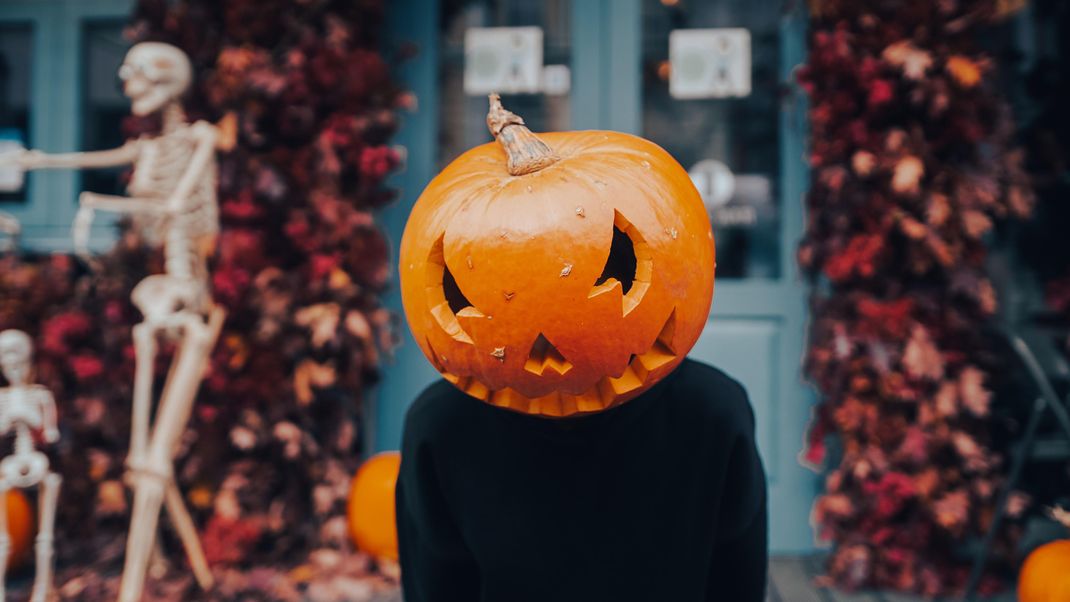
[374, 0, 443, 452]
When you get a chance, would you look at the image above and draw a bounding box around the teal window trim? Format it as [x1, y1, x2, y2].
[570, 0, 640, 133]
[0, 0, 132, 251]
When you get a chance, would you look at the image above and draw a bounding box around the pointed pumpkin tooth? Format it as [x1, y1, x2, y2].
[464, 379, 490, 400]
[490, 388, 519, 408]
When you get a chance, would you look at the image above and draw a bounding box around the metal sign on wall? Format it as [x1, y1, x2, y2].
[669, 28, 752, 99]
[464, 26, 544, 95]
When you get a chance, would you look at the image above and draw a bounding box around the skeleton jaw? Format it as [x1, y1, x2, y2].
[127, 86, 173, 117]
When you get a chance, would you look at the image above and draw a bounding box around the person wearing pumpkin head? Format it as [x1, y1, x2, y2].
[395, 95, 767, 602]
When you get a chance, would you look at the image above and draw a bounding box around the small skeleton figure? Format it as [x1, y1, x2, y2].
[0, 330, 61, 602]
[2, 42, 223, 601]
[0, 212, 18, 253]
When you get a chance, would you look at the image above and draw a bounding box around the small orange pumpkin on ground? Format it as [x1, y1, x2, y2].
[1019, 539, 1070, 602]
[347, 452, 401, 561]
[4, 489, 35, 570]
[400, 95, 715, 416]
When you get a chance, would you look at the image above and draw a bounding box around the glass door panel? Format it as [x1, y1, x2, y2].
[81, 20, 129, 197]
[438, 0, 571, 168]
[640, 0, 782, 279]
[0, 24, 34, 203]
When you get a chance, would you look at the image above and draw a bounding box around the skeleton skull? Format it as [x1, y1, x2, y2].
[0, 329, 32, 387]
[119, 42, 192, 116]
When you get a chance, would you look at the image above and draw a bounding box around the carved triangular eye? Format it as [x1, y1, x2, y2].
[588, 211, 653, 316]
[426, 234, 481, 344]
[443, 260, 473, 314]
[594, 223, 637, 294]
[524, 333, 573, 376]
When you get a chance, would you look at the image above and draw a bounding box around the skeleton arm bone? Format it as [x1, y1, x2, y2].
[1, 141, 140, 170]
[165, 123, 217, 214]
[38, 389, 59, 444]
[73, 192, 174, 255]
[79, 192, 174, 214]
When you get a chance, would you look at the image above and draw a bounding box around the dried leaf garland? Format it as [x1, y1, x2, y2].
[0, 0, 406, 595]
[799, 0, 1033, 594]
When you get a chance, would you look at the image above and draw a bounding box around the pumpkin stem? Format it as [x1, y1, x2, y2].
[487, 93, 560, 176]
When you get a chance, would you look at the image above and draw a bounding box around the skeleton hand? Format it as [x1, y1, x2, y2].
[0, 148, 45, 170]
[72, 205, 96, 257]
[0, 212, 19, 252]
[44, 428, 59, 444]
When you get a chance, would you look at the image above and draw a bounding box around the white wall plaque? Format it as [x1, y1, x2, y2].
[669, 28, 751, 99]
[542, 64, 570, 95]
[689, 159, 736, 208]
[464, 27, 543, 95]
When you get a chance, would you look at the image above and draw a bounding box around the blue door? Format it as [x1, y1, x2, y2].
[0, 0, 133, 250]
[380, 0, 816, 554]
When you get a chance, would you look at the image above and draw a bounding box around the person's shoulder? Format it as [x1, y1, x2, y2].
[667, 358, 755, 432]
[402, 379, 478, 442]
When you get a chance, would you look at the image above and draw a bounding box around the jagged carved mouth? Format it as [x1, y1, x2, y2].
[422, 214, 672, 416]
[424, 308, 678, 416]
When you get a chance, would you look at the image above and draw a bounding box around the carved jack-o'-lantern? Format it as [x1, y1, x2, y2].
[400, 96, 715, 416]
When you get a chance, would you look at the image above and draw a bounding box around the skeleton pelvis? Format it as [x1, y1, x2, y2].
[132, 274, 206, 321]
[0, 452, 48, 488]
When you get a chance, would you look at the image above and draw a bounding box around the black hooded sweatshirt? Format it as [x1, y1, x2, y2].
[396, 358, 768, 602]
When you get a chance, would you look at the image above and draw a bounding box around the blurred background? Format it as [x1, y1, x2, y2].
[0, 0, 1068, 600]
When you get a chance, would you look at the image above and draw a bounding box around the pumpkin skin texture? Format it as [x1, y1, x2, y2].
[400, 96, 715, 416]
[1019, 540, 1070, 602]
[347, 452, 401, 561]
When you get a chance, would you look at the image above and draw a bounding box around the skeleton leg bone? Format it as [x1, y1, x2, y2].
[118, 308, 223, 602]
[118, 472, 166, 602]
[164, 481, 213, 589]
[30, 473, 60, 602]
[0, 482, 9, 601]
[129, 324, 157, 475]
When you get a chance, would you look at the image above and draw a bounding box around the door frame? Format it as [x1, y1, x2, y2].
[377, 0, 817, 553]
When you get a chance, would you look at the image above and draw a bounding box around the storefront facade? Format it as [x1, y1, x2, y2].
[0, 0, 819, 552]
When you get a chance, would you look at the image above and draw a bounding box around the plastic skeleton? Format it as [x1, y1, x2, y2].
[0, 330, 60, 602]
[5, 42, 223, 601]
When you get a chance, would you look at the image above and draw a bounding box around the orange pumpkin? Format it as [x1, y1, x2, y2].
[400, 95, 715, 416]
[4, 489, 34, 570]
[347, 452, 401, 561]
[1019, 540, 1070, 602]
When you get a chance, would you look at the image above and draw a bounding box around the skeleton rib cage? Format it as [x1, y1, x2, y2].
[128, 125, 219, 292]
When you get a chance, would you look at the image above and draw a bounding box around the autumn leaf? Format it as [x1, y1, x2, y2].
[934, 381, 958, 418]
[892, 156, 925, 195]
[295, 302, 341, 348]
[293, 358, 338, 405]
[962, 210, 993, 239]
[882, 41, 933, 80]
[927, 193, 951, 226]
[958, 366, 991, 417]
[903, 325, 944, 380]
[932, 490, 970, 532]
[852, 151, 877, 176]
[946, 55, 983, 88]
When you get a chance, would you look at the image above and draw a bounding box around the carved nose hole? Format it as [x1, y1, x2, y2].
[594, 224, 637, 294]
[524, 333, 573, 376]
